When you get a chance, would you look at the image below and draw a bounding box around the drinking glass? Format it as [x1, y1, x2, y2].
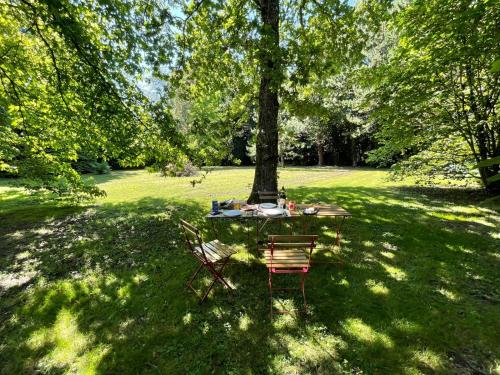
[278, 198, 285, 209]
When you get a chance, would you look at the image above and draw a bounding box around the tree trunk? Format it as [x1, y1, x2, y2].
[478, 165, 500, 194]
[317, 143, 325, 166]
[248, 0, 280, 203]
[351, 137, 357, 167]
[486, 179, 500, 194]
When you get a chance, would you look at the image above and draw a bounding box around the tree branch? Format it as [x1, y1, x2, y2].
[32, 18, 71, 111]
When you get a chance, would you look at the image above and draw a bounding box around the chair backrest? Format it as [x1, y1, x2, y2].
[258, 191, 279, 202]
[268, 235, 318, 269]
[180, 219, 208, 262]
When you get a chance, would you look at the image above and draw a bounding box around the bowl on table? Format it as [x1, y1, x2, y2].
[262, 208, 285, 217]
[259, 203, 277, 209]
[303, 207, 319, 215]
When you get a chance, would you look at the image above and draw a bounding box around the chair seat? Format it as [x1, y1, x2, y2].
[264, 249, 308, 269]
[194, 240, 236, 263]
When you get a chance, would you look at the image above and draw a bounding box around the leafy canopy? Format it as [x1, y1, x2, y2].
[0, 0, 178, 197]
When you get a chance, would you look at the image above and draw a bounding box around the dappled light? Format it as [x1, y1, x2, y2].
[2, 0, 499, 369]
[28, 308, 109, 374]
[342, 318, 394, 349]
[1, 168, 499, 373]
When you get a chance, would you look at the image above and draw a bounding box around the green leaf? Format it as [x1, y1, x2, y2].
[491, 59, 500, 73]
[475, 156, 500, 168]
[487, 173, 500, 184]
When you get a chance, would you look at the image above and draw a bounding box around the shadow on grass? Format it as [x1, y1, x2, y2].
[89, 170, 148, 185]
[0, 186, 498, 374]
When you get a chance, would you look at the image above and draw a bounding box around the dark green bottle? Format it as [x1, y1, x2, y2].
[280, 186, 287, 200]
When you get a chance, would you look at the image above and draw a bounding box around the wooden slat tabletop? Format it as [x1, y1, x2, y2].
[290, 204, 351, 217]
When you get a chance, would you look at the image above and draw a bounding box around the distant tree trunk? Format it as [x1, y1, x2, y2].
[463, 64, 500, 193]
[474, 115, 499, 193]
[332, 148, 339, 166]
[317, 142, 325, 166]
[248, 0, 280, 203]
[479, 167, 500, 193]
[351, 138, 357, 167]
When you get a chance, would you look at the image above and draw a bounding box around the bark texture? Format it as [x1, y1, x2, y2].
[248, 0, 280, 203]
[317, 143, 325, 166]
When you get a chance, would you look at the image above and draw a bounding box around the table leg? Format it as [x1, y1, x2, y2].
[246, 220, 250, 249]
[302, 216, 308, 234]
[255, 219, 260, 251]
[332, 216, 348, 267]
[210, 219, 219, 238]
[334, 216, 347, 248]
[256, 218, 271, 250]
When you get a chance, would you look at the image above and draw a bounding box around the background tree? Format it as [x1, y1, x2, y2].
[171, 0, 356, 201]
[366, 0, 500, 192]
[0, 0, 178, 197]
[284, 71, 374, 167]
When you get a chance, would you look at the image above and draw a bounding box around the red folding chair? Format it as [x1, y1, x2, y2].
[265, 235, 318, 316]
[180, 219, 237, 303]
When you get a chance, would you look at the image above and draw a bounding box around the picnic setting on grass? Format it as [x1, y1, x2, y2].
[2, 0, 499, 372]
[181, 187, 352, 316]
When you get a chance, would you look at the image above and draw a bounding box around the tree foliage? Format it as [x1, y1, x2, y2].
[1, 0, 498, 198]
[366, 0, 500, 191]
[169, 0, 360, 200]
[0, 0, 178, 197]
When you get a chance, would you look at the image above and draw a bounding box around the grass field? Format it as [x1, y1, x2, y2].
[1, 167, 499, 374]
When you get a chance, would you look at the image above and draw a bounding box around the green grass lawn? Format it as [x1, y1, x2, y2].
[1, 167, 499, 374]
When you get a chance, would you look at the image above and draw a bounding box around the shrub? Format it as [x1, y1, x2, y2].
[74, 155, 111, 174]
[160, 160, 199, 177]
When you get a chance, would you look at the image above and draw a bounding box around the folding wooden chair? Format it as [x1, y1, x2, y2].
[265, 235, 318, 316]
[258, 191, 279, 203]
[180, 219, 237, 303]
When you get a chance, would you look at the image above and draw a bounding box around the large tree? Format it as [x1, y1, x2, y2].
[367, 0, 500, 192]
[0, 0, 178, 197]
[172, 0, 355, 201]
[249, 0, 280, 201]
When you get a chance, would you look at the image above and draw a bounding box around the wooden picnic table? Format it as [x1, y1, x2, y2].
[292, 204, 352, 246]
[206, 203, 352, 249]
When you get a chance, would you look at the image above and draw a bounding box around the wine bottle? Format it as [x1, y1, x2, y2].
[281, 186, 287, 200]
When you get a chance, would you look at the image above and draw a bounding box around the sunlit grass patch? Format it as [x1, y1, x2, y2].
[268, 324, 349, 374]
[365, 279, 389, 296]
[28, 308, 109, 374]
[378, 261, 407, 281]
[380, 250, 395, 259]
[411, 348, 445, 372]
[391, 318, 421, 335]
[436, 288, 459, 301]
[238, 313, 252, 331]
[342, 318, 394, 349]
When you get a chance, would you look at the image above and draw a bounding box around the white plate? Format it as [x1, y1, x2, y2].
[260, 203, 277, 209]
[222, 210, 242, 217]
[263, 208, 284, 217]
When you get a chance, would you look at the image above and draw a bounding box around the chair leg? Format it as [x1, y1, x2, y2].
[269, 271, 273, 318]
[187, 262, 213, 303]
[187, 263, 203, 291]
[187, 257, 233, 304]
[300, 273, 307, 313]
[269, 271, 310, 316]
[208, 258, 232, 288]
[199, 258, 233, 304]
[199, 274, 218, 304]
